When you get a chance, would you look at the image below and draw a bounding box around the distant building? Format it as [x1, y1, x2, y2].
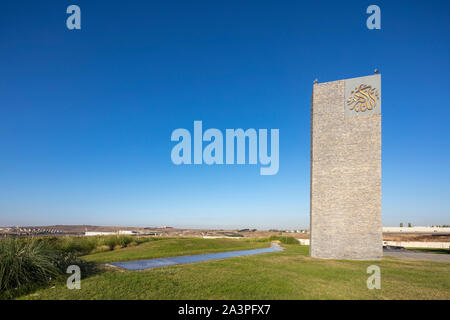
[85, 231, 116, 236]
[85, 230, 139, 236]
[118, 230, 138, 235]
[383, 227, 450, 233]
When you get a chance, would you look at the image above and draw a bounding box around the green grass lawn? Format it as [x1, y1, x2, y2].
[19, 238, 450, 300]
[82, 237, 269, 264]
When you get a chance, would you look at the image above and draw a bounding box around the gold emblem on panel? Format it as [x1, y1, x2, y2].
[347, 84, 380, 112]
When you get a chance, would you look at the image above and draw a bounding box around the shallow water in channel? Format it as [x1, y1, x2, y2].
[108, 243, 283, 270]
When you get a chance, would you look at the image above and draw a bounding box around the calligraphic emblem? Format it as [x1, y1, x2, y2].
[346, 84, 380, 112]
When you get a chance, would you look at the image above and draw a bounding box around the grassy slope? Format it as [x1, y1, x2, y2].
[20, 240, 450, 300]
[82, 238, 269, 264]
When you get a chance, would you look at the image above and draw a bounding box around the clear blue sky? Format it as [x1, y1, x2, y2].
[0, 1, 449, 229]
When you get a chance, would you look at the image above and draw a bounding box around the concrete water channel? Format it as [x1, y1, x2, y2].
[107, 242, 283, 270]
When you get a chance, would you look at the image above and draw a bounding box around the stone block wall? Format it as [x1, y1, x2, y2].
[310, 76, 382, 260]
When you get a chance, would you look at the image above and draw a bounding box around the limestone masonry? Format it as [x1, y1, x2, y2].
[310, 74, 382, 260]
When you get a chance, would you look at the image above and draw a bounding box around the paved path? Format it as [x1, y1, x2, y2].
[383, 248, 450, 262]
[107, 242, 284, 270]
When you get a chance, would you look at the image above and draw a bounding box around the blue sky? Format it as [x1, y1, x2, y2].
[0, 1, 449, 229]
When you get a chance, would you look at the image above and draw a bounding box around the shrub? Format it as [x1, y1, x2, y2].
[90, 245, 110, 254]
[101, 235, 136, 250]
[134, 237, 153, 245]
[249, 237, 272, 243]
[268, 235, 299, 245]
[49, 236, 100, 255]
[0, 238, 60, 294]
[117, 235, 133, 248]
[102, 236, 119, 251]
[0, 238, 95, 298]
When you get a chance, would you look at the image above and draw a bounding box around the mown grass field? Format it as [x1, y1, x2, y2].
[18, 237, 450, 300]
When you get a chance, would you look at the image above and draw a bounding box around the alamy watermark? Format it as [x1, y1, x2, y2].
[366, 5, 381, 30]
[171, 121, 279, 175]
[366, 265, 381, 289]
[66, 5, 81, 30]
[64, 5, 380, 31]
[66, 265, 81, 290]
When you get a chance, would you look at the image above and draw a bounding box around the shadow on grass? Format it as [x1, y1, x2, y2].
[408, 248, 450, 255]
